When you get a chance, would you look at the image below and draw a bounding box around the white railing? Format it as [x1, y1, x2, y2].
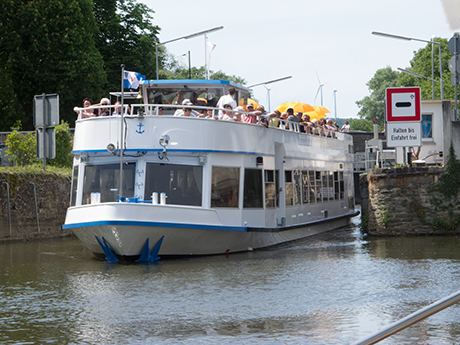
[74, 103, 342, 139]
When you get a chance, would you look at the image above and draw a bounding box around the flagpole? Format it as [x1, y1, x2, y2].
[120, 64, 125, 199]
[205, 34, 208, 80]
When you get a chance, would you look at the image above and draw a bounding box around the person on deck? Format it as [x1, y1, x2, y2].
[216, 87, 237, 117]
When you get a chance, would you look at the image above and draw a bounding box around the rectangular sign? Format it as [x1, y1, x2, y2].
[34, 94, 59, 127]
[386, 87, 421, 122]
[386, 122, 422, 147]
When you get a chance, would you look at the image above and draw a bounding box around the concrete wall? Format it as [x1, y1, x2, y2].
[0, 172, 72, 241]
[360, 166, 460, 236]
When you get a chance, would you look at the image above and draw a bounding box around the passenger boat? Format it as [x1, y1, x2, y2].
[63, 79, 359, 261]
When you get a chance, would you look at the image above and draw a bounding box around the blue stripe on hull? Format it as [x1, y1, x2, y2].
[62, 220, 247, 232]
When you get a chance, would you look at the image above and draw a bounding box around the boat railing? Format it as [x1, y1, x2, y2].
[351, 288, 460, 345]
[74, 103, 343, 140]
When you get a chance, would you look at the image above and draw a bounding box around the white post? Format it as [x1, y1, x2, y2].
[120, 64, 125, 198]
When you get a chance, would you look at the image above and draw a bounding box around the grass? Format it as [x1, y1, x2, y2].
[0, 165, 72, 179]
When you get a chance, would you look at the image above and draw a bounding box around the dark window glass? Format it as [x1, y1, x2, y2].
[244, 169, 263, 208]
[211, 167, 239, 207]
[265, 170, 275, 208]
[83, 163, 136, 205]
[145, 163, 202, 206]
[70, 165, 78, 206]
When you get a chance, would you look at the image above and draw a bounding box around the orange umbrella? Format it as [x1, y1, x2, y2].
[239, 98, 259, 111]
[313, 105, 330, 114]
[276, 101, 314, 114]
[305, 110, 326, 121]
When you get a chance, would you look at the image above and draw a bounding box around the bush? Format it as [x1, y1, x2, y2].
[5, 130, 39, 166]
[5, 121, 73, 168]
[47, 121, 73, 168]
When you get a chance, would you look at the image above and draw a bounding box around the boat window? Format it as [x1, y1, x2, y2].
[328, 171, 334, 201]
[82, 163, 136, 205]
[315, 171, 322, 203]
[339, 171, 345, 200]
[321, 171, 328, 202]
[70, 165, 78, 207]
[302, 171, 309, 204]
[147, 87, 224, 109]
[211, 167, 239, 208]
[243, 169, 263, 208]
[293, 170, 301, 205]
[285, 170, 293, 206]
[144, 163, 202, 206]
[334, 171, 340, 200]
[264, 170, 276, 208]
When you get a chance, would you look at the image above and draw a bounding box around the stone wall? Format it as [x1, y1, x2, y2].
[0, 171, 73, 241]
[360, 166, 460, 236]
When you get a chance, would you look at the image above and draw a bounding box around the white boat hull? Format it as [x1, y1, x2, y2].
[65, 203, 358, 258]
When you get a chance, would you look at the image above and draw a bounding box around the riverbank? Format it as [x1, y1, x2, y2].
[0, 167, 73, 242]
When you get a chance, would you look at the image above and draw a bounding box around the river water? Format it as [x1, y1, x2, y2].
[1, 215, 460, 344]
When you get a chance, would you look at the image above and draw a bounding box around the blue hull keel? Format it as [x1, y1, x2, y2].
[136, 236, 164, 263]
[95, 236, 119, 263]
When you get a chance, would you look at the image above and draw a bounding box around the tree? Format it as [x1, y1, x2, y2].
[355, 67, 400, 126]
[399, 37, 454, 100]
[350, 118, 379, 132]
[0, 0, 106, 130]
[93, 0, 160, 92]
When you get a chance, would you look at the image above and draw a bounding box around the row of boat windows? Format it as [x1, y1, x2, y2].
[71, 162, 345, 208]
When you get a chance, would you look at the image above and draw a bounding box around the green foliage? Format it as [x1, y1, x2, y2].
[94, 0, 160, 92]
[0, 0, 106, 130]
[5, 131, 39, 166]
[356, 67, 400, 126]
[380, 206, 389, 228]
[431, 211, 460, 231]
[5, 122, 73, 168]
[399, 38, 455, 100]
[437, 145, 460, 198]
[349, 118, 381, 132]
[47, 121, 73, 168]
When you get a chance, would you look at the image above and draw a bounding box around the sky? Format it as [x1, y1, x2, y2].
[141, 0, 455, 119]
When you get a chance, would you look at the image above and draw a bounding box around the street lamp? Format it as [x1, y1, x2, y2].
[372, 31, 444, 99]
[333, 90, 338, 119]
[155, 26, 223, 80]
[397, 67, 441, 84]
[249, 76, 292, 111]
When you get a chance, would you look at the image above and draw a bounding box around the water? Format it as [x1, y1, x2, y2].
[1, 216, 460, 344]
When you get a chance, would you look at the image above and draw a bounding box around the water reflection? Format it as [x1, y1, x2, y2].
[1, 221, 460, 344]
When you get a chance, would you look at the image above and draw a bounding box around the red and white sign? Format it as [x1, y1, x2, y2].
[386, 87, 421, 122]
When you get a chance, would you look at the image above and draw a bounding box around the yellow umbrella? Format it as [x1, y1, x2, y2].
[239, 98, 259, 111]
[305, 110, 326, 121]
[276, 101, 314, 114]
[313, 105, 330, 114]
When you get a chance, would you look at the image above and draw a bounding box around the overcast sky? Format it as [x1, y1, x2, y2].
[141, 0, 454, 118]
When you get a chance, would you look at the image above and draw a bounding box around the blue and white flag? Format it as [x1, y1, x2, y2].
[123, 71, 145, 89]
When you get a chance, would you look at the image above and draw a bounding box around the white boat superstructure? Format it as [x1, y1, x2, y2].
[63, 80, 358, 261]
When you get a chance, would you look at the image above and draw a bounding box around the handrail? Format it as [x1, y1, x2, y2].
[2, 182, 11, 236]
[351, 288, 460, 345]
[74, 103, 342, 139]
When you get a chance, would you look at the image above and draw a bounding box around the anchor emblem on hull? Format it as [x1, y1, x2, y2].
[136, 122, 145, 134]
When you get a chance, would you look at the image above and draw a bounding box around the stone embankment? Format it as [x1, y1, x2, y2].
[0, 171, 73, 241]
[360, 166, 460, 236]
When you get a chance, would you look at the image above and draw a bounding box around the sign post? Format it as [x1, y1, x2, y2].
[34, 94, 59, 170]
[385, 87, 422, 159]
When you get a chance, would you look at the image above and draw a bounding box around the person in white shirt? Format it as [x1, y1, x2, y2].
[341, 120, 350, 133]
[216, 87, 237, 118]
